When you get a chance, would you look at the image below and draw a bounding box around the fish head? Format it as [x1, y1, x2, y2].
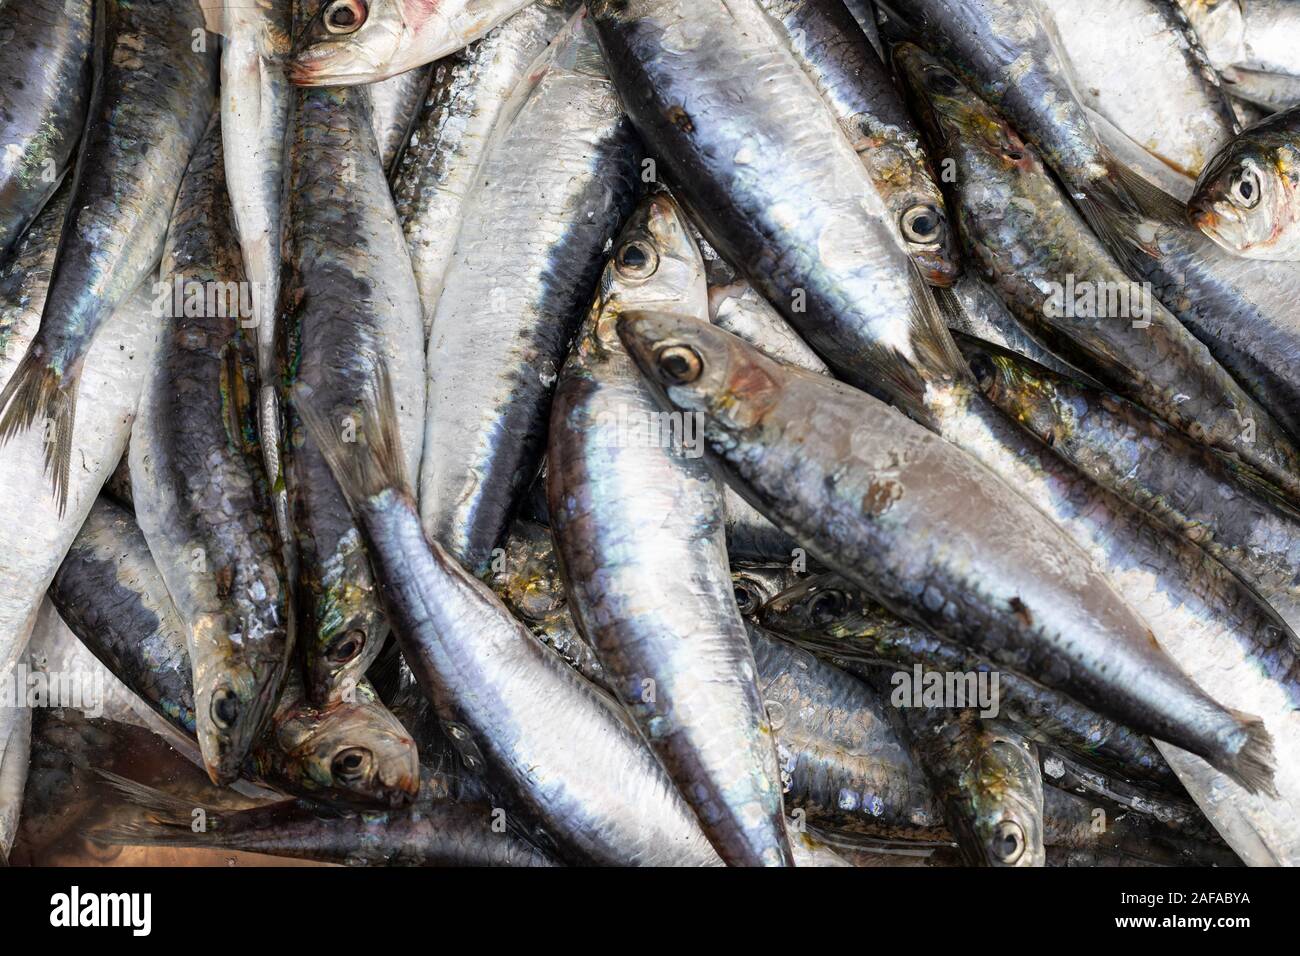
[758, 574, 885, 646]
[1190, 139, 1296, 258]
[730, 564, 803, 618]
[273, 682, 420, 807]
[894, 43, 1038, 197]
[598, 192, 709, 335]
[960, 337, 1066, 445]
[959, 728, 1045, 867]
[899, 197, 961, 288]
[305, 594, 388, 703]
[191, 615, 287, 786]
[616, 310, 785, 436]
[288, 0, 408, 85]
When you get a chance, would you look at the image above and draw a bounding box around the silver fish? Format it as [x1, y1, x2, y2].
[288, 0, 539, 85]
[129, 117, 291, 785]
[369, 63, 434, 174]
[393, 1, 568, 332]
[548, 192, 793, 866]
[1039, 0, 1238, 178]
[293, 365, 725, 866]
[420, 10, 640, 571]
[0, 0, 218, 514]
[280, 77, 426, 702]
[616, 311, 1277, 797]
[0, 0, 94, 257]
[1176, 0, 1300, 76]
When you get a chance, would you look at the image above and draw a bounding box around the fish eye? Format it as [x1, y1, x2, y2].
[328, 629, 365, 664]
[901, 204, 944, 244]
[926, 68, 959, 94]
[733, 581, 760, 616]
[968, 353, 996, 388]
[806, 589, 846, 626]
[616, 239, 659, 279]
[1230, 166, 1262, 209]
[211, 688, 240, 730]
[322, 0, 368, 35]
[991, 819, 1026, 864]
[332, 747, 373, 782]
[655, 344, 703, 384]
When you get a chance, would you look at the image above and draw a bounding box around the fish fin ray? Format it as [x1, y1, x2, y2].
[291, 359, 409, 510]
[1216, 710, 1276, 798]
[0, 349, 79, 517]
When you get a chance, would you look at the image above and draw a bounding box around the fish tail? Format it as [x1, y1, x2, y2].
[0, 347, 80, 516]
[291, 359, 410, 511]
[1074, 149, 1187, 271]
[1215, 710, 1277, 798]
[94, 769, 218, 826]
[85, 819, 229, 851]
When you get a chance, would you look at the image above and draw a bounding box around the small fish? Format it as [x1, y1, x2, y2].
[287, 0, 539, 86]
[616, 310, 1276, 796]
[1191, 105, 1300, 259]
[91, 779, 558, 866]
[420, 10, 640, 571]
[1038, 0, 1239, 178]
[393, 2, 568, 333]
[1176, 0, 1300, 76]
[1220, 65, 1300, 113]
[899, 43, 1300, 508]
[755, 0, 960, 284]
[0, 0, 94, 257]
[370, 64, 434, 175]
[958, 333, 1300, 627]
[129, 117, 291, 785]
[218, 0, 294, 560]
[51, 497, 419, 808]
[590, 0, 965, 428]
[279, 77, 426, 702]
[293, 364, 724, 866]
[548, 192, 793, 866]
[758, 573, 1179, 789]
[0, 0, 218, 514]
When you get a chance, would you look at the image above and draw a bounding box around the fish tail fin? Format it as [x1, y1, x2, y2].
[1217, 710, 1277, 798]
[94, 769, 218, 826]
[0, 348, 80, 516]
[1074, 151, 1186, 273]
[291, 359, 409, 512]
[85, 820, 219, 849]
[1107, 154, 1188, 224]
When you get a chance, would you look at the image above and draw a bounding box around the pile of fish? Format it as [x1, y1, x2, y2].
[2, 0, 1299, 868]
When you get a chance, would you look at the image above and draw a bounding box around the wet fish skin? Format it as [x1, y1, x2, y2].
[129, 117, 290, 786]
[750, 626, 944, 841]
[52, 497, 418, 808]
[279, 79, 426, 703]
[1221, 65, 1300, 113]
[393, 2, 570, 333]
[0, 0, 94, 257]
[420, 11, 641, 571]
[1176, 0, 1300, 76]
[484, 519, 610, 691]
[548, 192, 793, 866]
[0, 0, 218, 515]
[288, 0, 538, 86]
[1039, 0, 1238, 178]
[590, 0, 966, 427]
[755, 0, 960, 285]
[1190, 105, 1300, 259]
[92, 787, 558, 866]
[219, 0, 293, 562]
[248, 670, 420, 809]
[370, 64, 434, 175]
[940, 274, 1098, 383]
[50, 497, 197, 738]
[888, 699, 1046, 867]
[898, 44, 1300, 508]
[875, 0, 1150, 228]
[294, 371, 724, 866]
[959, 333, 1300, 618]
[758, 573, 1180, 789]
[617, 311, 1277, 795]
